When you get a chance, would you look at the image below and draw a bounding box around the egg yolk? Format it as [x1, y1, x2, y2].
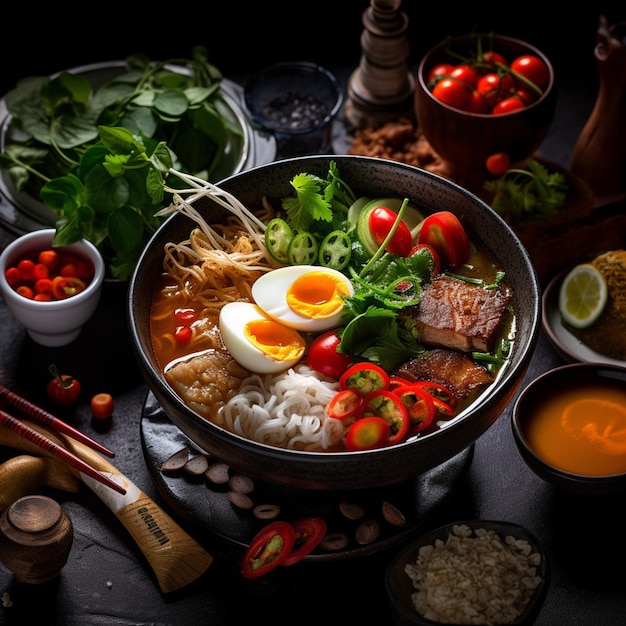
[285, 271, 351, 320]
[244, 319, 306, 362]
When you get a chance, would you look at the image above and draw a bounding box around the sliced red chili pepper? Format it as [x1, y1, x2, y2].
[388, 376, 411, 391]
[175, 307, 197, 322]
[326, 388, 363, 420]
[431, 395, 455, 417]
[280, 517, 327, 567]
[339, 362, 390, 397]
[345, 416, 390, 451]
[411, 380, 457, 408]
[359, 389, 409, 444]
[241, 521, 296, 579]
[392, 384, 436, 434]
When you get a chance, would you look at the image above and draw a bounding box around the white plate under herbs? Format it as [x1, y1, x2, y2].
[542, 264, 625, 367]
[0, 61, 276, 236]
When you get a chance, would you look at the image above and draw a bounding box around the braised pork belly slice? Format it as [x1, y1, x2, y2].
[393, 348, 493, 403]
[401, 275, 512, 353]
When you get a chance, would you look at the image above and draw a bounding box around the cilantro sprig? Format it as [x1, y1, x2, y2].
[484, 159, 569, 224]
[0, 46, 241, 280]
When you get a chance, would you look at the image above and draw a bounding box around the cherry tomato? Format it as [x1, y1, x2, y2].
[345, 416, 389, 451]
[482, 50, 507, 66]
[306, 329, 353, 378]
[492, 96, 525, 115]
[427, 62, 454, 84]
[392, 384, 436, 434]
[476, 73, 515, 108]
[91, 393, 114, 420]
[46, 365, 81, 409]
[450, 64, 479, 89]
[431, 77, 470, 110]
[359, 389, 409, 445]
[340, 362, 390, 397]
[174, 326, 193, 344]
[368, 206, 413, 256]
[241, 521, 296, 579]
[464, 90, 489, 114]
[409, 243, 441, 276]
[280, 518, 327, 566]
[417, 211, 470, 269]
[510, 54, 550, 90]
[38, 249, 59, 271]
[486, 152, 511, 176]
[326, 388, 363, 420]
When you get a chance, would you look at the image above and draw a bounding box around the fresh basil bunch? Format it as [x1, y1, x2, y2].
[0, 46, 242, 280]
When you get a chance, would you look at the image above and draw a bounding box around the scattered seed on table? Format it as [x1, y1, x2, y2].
[184, 454, 209, 476]
[382, 501, 406, 527]
[228, 491, 254, 510]
[339, 501, 365, 520]
[253, 504, 281, 520]
[319, 532, 350, 552]
[205, 462, 230, 485]
[229, 473, 255, 494]
[355, 519, 380, 545]
[161, 447, 189, 473]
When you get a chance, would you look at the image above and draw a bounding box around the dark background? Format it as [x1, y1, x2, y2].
[1, 3, 621, 96]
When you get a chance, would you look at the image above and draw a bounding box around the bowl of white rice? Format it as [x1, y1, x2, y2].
[385, 520, 549, 625]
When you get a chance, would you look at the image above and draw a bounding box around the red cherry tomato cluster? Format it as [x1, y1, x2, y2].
[241, 517, 327, 579]
[325, 362, 457, 450]
[4, 246, 95, 301]
[427, 49, 550, 115]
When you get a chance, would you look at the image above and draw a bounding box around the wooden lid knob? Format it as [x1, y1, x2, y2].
[0, 494, 73, 584]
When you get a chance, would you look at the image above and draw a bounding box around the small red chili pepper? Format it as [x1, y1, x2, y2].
[345, 416, 390, 451]
[326, 388, 362, 420]
[359, 389, 409, 444]
[339, 362, 390, 397]
[393, 384, 436, 434]
[280, 517, 327, 567]
[241, 521, 296, 579]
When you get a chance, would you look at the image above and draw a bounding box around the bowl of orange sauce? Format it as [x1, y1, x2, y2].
[512, 363, 626, 496]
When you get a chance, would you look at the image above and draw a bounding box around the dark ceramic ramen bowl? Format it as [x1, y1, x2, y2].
[128, 155, 540, 491]
[512, 362, 626, 497]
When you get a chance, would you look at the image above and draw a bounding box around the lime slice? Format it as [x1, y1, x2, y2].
[558, 263, 608, 329]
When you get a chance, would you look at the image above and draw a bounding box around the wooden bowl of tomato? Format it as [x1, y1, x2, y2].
[128, 155, 541, 491]
[415, 34, 556, 193]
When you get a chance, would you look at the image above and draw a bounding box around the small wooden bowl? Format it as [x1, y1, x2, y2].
[415, 34, 556, 192]
[0, 494, 73, 583]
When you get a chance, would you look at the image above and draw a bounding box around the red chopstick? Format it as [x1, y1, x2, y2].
[0, 384, 114, 457]
[0, 409, 126, 495]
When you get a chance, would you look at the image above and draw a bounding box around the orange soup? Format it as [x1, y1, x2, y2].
[523, 379, 626, 476]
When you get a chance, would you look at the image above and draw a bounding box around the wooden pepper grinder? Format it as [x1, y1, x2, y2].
[569, 16, 626, 206]
[0, 494, 73, 584]
[344, 0, 415, 129]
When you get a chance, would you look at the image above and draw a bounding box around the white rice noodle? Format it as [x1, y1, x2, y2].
[218, 364, 345, 451]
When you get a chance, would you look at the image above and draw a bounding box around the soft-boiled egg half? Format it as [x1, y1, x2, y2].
[251, 265, 354, 332]
[219, 301, 307, 374]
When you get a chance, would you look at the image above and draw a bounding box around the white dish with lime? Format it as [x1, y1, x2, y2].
[542, 258, 624, 366]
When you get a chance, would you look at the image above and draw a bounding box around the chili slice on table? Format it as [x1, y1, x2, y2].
[241, 521, 296, 579]
[280, 517, 327, 567]
[345, 416, 390, 451]
[359, 389, 409, 444]
[340, 362, 390, 396]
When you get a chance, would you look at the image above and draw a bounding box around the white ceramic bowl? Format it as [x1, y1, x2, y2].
[0, 229, 104, 346]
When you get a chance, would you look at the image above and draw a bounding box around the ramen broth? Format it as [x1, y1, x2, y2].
[149, 197, 513, 451]
[523, 379, 626, 476]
